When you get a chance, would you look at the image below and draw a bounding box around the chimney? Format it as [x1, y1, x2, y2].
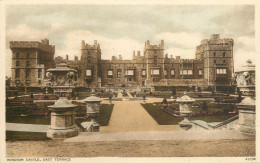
[66, 55, 69, 61]
[211, 34, 220, 40]
[137, 51, 141, 56]
[81, 40, 85, 49]
[94, 40, 98, 46]
[161, 40, 164, 47]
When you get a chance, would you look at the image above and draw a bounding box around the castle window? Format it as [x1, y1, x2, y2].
[38, 80, 42, 85]
[15, 69, 20, 78]
[181, 70, 193, 75]
[26, 61, 30, 67]
[151, 69, 159, 75]
[16, 53, 19, 58]
[16, 61, 20, 67]
[199, 70, 203, 75]
[223, 60, 226, 63]
[142, 70, 146, 76]
[26, 53, 30, 58]
[25, 69, 30, 79]
[213, 52, 216, 57]
[171, 69, 175, 76]
[154, 56, 157, 65]
[108, 69, 113, 78]
[38, 69, 42, 78]
[216, 68, 226, 74]
[86, 69, 92, 76]
[125, 69, 134, 76]
[117, 69, 121, 78]
[223, 52, 226, 57]
[87, 51, 91, 56]
[214, 60, 216, 64]
[164, 69, 168, 76]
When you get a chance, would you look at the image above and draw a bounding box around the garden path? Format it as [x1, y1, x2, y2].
[100, 100, 179, 132]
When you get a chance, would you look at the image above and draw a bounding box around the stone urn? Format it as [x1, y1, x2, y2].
[47, 97, 78, 139]
[84, 92, 101, 116]
[176, 93, 195, 128]
[235, 60, 255, 134]
[45, 63, 79, 139]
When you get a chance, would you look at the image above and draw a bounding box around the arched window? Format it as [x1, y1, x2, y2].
[26, 61, 30, 67]
[26, 53, 30, 58]
[213, 52, 216, 57]
[16, 53, 19, 58]
[223, 52, 226, 57]
[16, 61, 20, 66]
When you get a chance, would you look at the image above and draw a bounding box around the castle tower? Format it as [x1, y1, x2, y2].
[144, 40, 164, 82]
[195, 34, 234, 88]
[10, 39, 55, 87]
[80, 40, 102, 87]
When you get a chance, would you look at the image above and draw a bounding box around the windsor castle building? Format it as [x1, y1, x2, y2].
[10, 34, 234, 90]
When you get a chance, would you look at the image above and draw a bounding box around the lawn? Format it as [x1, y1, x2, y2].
[6, 104, 114, 141]
[142, 103, 235, 125]
[96, 104, 114, 126]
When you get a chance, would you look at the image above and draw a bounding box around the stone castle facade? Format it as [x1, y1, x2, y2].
[10, 39, 55, 87]
[10, 34, 234, 89]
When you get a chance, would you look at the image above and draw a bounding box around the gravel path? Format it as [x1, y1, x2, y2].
[6, 139, 255, 157]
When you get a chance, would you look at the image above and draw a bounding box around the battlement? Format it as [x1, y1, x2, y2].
[132, 50, 144, 60]
[144, 40, 164, 50]
[200, 34, 234, 45]
[10, 39, 55, 53]
[81, 40, 101, 51]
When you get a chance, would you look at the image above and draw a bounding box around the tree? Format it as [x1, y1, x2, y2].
[202, 101, 208, 111]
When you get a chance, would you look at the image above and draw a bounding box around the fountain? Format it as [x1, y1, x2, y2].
[176, 92, 195, 128]
[235, 60, 255, 134]
[46, 63, 78, 139]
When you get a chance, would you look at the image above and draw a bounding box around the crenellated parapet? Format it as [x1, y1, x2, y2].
[10, 39, 55, 53]
[199, 34, 234, 46]
[144, 40, 164, 50]
[81, 40, 101, 53]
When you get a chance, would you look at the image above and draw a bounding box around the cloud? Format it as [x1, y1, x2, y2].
[154, 32, 205, 49]
[235, 36, 255, 50]
[234, 49, 255, 71]
[166, 47, 195, 59]
[58, 30, 144, 60]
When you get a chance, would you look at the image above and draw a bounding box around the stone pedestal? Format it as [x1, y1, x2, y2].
[47, 98, 78, 139]
[235, 97, 255, 134]
[235, 61, 255, 134]
[176, 94, 195, 129]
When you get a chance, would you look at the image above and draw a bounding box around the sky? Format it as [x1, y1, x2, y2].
[5, 5, 255, 77]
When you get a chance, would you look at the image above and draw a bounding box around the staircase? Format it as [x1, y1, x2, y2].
[209, 115, 239, 129]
